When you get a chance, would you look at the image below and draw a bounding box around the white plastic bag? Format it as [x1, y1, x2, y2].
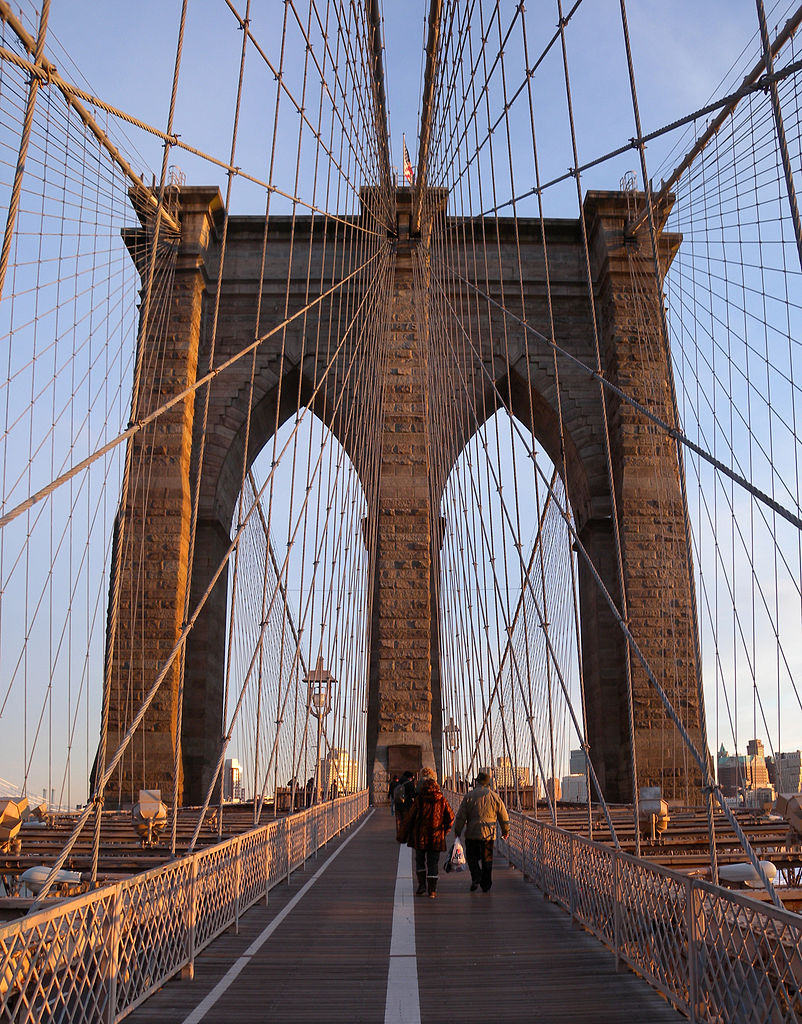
[447, 836, 466, 871]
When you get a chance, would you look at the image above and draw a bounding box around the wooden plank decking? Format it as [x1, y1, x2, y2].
[127, 808, 686, 1023]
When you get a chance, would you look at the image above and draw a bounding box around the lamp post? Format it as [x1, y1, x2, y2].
[305, 656, 334, 804]
[443, 715, 460, 791]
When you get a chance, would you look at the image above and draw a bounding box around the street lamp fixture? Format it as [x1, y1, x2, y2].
[443, 715, 460, 791]
[305, 656, 335, 804]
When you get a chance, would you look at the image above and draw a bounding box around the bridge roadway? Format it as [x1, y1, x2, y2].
[127, 809, 685, 1023]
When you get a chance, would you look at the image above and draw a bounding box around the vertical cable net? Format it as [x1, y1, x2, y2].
[413, 0, 802, 830]
[664, 37, 802, 776]
[0, 0, 393, 848]
[0, 12, 147, 808]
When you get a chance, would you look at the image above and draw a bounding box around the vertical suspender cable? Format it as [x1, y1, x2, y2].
[92, 0, 189, 883]
[618, 0, 718, 882]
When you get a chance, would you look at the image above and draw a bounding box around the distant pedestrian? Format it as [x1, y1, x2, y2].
[393, 771, 416, 840]
[405, 774, 454, 898]
[388, 774, 400, 814]
[453, 771, 509, 892]
[393, 771, 416, 813]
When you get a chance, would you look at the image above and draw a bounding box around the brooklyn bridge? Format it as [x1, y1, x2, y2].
[0, 0, 801, 1020]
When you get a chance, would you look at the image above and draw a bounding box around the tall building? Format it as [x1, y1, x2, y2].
[718, 740, 775, 800]
[223, 758, 243, 802]
[561, 774, 588, 803]
[745, 739, 771, 791]
[776, 751, 802, 793]
[546, 776, 562, 803]
[717, 745, 746, 798]
[569, 749, 586, 776]
[494, 756, 531, 788]
[321, 748, 359, 794]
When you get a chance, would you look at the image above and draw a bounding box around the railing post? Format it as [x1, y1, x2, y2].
[613, 849, 622, 972]
[183, 857, 197, 980]
[264, 827, 271, 906]
[569, 834, 576, 922]
[285, 815, 292, 885]
[234, 837, 242, 936]
[686, 877, 700, 1024]
[106, 887, 122, 1024]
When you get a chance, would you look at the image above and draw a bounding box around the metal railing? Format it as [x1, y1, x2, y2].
[497, 807, 802, 1023]
[0, 791, 368, 1023]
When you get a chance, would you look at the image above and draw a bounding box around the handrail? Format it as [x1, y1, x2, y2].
[0, 792, 368, 1023]
[493, 803, 801, 1023]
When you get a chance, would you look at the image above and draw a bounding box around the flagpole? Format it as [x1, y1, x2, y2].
[402, 133, 405, 187]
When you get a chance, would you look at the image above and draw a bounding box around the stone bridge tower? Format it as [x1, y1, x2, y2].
[103, 184, 703, 807]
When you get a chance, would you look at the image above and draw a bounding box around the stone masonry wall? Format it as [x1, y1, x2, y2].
[105, 189, 220, 806]
[586, 193, 703, 802]
[367, 245, 439, 795]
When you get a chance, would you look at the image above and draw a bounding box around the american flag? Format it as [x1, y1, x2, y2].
[403, 138, 414, 184]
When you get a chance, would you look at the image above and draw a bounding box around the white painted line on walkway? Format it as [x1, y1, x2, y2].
[181, 809, 375, 1024]
[384, 844, 421, 1024]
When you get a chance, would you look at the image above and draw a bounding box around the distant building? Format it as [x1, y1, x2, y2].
[561, 774, 588, 803]
[321, 748, 358, 794]
[745, 739, 771, 791]
[494, 757, 530, 788]
[569, 749, 586, 776]
[546, 776, 562, 803]
[718, 741, 775, 802]
[223, 758, 243, 802]
[717, 745, 746, 797]
[744, 787, 775, 811]
[775, 750, 802, 793]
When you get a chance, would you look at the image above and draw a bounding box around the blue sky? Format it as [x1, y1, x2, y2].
[1, 0, 800, 802]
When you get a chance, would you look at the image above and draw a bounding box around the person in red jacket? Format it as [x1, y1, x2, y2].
[405, 774, 454, 898]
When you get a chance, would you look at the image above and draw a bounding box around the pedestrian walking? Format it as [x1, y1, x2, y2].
[453, 771, 509, 892]
[393, 770, 416, 841]
[388, 774, 400, 814]
[405, 774, 454, 898]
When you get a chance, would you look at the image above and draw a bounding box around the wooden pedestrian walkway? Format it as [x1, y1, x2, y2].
[127, 808, 685, 1023]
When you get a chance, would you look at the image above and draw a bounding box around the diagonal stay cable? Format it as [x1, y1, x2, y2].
[26, 247, 390, 909]
[432, 254, 802, 532]
[0, 247, 386, 532]
[430, 266, 782, 905]
[0, 43, 385, 240]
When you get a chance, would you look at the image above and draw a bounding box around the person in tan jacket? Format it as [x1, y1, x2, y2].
[453, 771, 509, 892]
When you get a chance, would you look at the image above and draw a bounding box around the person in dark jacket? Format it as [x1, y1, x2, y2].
[453, 771, 509, 892]
[393, 771, 416, 839]
[388, 774, 400, 814]
[393, 771, 416, 814]
[405, 775, 455, 898]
